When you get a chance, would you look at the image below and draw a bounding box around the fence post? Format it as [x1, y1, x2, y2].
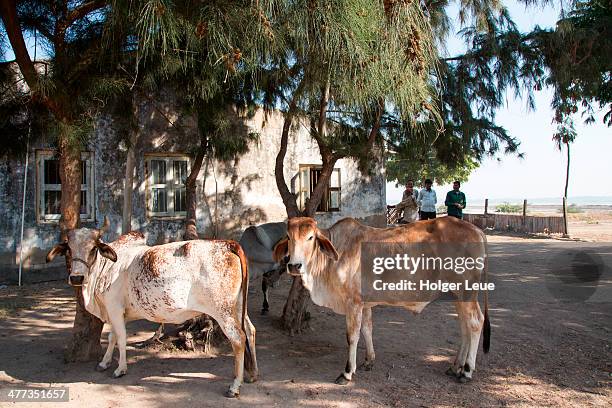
[562, 197, 569, 237]
[522, 199, 527, 232]
[484, 198, 488, 215]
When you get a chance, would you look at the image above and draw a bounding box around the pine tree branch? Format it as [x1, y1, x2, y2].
[275, 77, 307, 218]
[0, 0, 39, 90]
[65, 0, 107, 26]
[0, 0, 64, 118]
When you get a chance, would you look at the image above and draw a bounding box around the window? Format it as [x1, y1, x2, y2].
[145, 154, 190, 218]
[298, 165, 341, 212]
[36, 150, 94, 223]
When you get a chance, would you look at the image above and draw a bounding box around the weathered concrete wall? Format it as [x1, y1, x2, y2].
[0, 98, 386, 283]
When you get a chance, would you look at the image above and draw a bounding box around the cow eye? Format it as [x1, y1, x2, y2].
[307, 235, 314, 241]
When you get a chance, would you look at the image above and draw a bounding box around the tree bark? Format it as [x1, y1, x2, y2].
[562, 142, 571, 237]
[281, 79, 336, 332]
[275, 79, 306, 219]
[64, 286, 104, 362]
[122, 97, 140, 234]
[58, 135, 82, 234]
[564, 142, 570, 199]
[281, 97, 383, 333]
[184, 135, 208, 240]
[59, 132, 105, 362]
[122, 141, 136, 233]
[304, 155, 337, 216]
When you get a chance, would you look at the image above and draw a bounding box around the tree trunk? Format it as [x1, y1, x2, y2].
[562, 142, 571, 237]
[275, 79, 306, 219]
[564, 142, 570, 199]
[281, 154, 338, 333]
[304, 155, 337, 216]
[280, 96, 383, 333]
[64, 286, 104, 362]
[122, 141, 136, 233]
[59, 133, 104, 362]
[280, 79, 337, 333]
[122, 98, 140, 234]
[183, 136, 208, 240]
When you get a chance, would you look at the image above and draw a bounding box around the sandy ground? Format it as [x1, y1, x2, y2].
[0, 231, 611, 407]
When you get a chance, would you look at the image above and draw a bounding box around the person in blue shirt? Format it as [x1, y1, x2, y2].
[417, 179, 437, 220]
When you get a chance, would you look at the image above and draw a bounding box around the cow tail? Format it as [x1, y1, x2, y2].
[231, 242, 255, 374]
[482, 235, 491, 353]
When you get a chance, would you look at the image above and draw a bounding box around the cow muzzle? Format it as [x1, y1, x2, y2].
[69, 275, 85, 286]
[287, 263, 303, 276]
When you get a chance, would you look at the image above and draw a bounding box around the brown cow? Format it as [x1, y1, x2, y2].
[274, 216, 490, 384]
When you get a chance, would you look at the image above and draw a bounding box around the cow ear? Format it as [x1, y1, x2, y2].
[97, 242, 117, 262]
[273, 238, 289, 263]
[317, 232, 339, 261]
[46, 242, 68, 263]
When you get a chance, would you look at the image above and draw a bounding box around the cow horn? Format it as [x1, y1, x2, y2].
[99, 216, 110, 235]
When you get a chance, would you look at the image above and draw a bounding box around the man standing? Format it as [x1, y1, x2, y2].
[445, 181, 466, 219]
[417, 179, 437, 220]
[399, 179, 419, 223]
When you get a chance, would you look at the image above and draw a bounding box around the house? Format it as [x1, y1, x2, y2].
[0, 91, 386, 283]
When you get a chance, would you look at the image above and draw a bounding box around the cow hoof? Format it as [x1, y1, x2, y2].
[457, 374, 472, 383]
[244, 375, 257, 384]
[358, 361, 374, 371]
[445, 366, 457, 377]
[224, 389, 239, 398]
[112, 369, 126, 378]
[334, 373, 351, 385]
[95, 363, 109, 372]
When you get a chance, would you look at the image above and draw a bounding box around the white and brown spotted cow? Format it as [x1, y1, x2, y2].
[46, 218, 257, 398]
[274, 216, 491, 385]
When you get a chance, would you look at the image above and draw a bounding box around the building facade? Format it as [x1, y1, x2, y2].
[0, 95, 386, 282]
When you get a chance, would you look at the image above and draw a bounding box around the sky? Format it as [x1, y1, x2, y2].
[387, 1, 612, 205]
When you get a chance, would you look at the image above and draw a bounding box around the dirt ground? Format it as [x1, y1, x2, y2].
[1, 229, 611, 407]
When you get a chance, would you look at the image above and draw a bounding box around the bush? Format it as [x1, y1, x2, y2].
[565, 204, 583, 213]
[436, 204, 447, 214]
[495, 202, 522, 213]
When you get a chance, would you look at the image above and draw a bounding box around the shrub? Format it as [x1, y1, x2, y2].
[495, 202, 522, 213]
[564, 204, 583, 213]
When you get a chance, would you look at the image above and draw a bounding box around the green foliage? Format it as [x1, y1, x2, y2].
[250, 0, 441, 169]
[565, 203, 584, 213]
[386, 0, 610, 186]
[495, 202, 522, 213]
[386, 151, 479, 186]
[385, 4, 525, 185]
[544, 0, 612, 126]
[0, 0, 135, 153]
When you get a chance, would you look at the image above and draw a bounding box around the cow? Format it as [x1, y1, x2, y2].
[46, 218, 257, 398]
[273, 216, 490, 385]
[239, 222, 287, 314]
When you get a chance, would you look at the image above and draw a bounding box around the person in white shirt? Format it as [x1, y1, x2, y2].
[417, 179, 437, 220]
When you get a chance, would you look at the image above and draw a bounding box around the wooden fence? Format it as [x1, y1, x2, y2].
[463, 213, 565, 234]
[388, 198, 567, 234]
